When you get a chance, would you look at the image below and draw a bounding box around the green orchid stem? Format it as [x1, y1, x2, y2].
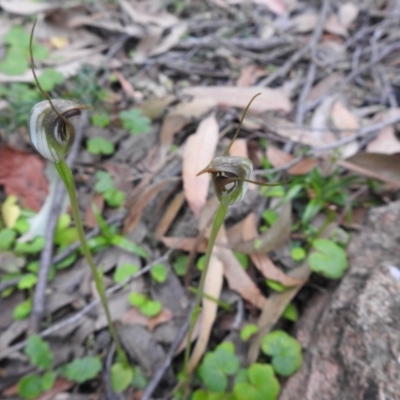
[55, 159, 128, 367]
[182, 202, 228, 388]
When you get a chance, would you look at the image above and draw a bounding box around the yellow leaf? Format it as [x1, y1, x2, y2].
[2, 195, 20, 228]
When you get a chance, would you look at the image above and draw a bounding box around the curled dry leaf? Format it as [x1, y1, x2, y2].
[307, 72, 344, 102]
[241, 213, 302, 286]
[183, 113, 219, 218]
[0, 0, 67, 15]
[182, 86, 292, 114]
[324, 13, 348, 37]
[187, 251, 224, 373]
[233, 201, 292, 254]
[226, 0, 287, 14]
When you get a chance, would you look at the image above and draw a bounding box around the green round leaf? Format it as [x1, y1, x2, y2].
[119, 109, 151, 135]
[129, 292, 147, 307]
[38, 69, 64, 91]
[14, 236, 45, 254]
[91, 112, 110, 128]
[140, 300, 162, 317]
[213, 347, 239, 375]
[18, 374, 43, 399]
[111, 362, 134, 392]
[261, 330, 302, 377]
[114, 263, 139, 283]
[282, 303, 298, 322]
[13, 298, 32, 320]
[41, 371, 56, 391]
[61, 356, 102, 383]
[150, 263, 168, 283]
[240, 324, 259, 341]
[198, 364, 227, 392]
[87, 137, 115, 155]
[25, 335, 53, 370]
[0, 228, 16, 250]
[308, 238, 347, 279]
[291, 247, 306, 261]
[103, 188, 125, 207]
[248, 363, 280, 399]
[172, 255, 188, 276]
[17, 273, 37, 290]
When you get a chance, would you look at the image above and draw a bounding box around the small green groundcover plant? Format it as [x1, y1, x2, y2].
[191, 335, 302, 400]
[18, 335, 102, 399]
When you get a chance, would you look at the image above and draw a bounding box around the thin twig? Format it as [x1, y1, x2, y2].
[295, 0, 330, 127]
[141, 301, 194, 400]
[29, 113, 88, 334]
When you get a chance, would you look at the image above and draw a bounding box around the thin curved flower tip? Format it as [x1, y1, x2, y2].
[197, 156, 253, 206]
[29, 99, 89, 162]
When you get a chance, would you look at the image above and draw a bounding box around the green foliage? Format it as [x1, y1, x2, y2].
[87, 137, 115, 155]
[240, 324, 259, 341]
[308, 238, 348, 279]
[233, 364, 280, 400]
[151, 263, 168, 283]
[14, 237, 45, 254]
[0, 228, 16, 250]
[110, 235, 147, 258]
[91, 112, 110, 128]
[38, 69, 64, 91]
[291, 247, 306, 261]
[197, 254, 206, 271]
[261, 330, 302, 377]
[41, 371, 56, 391]
[140, 300, 162, 317]
[18, 375, 43, 399]
[261, 209, 278, 226]
[61, 356, 102, 383]
[111, 362, 134, 392]
[18, 274, 37, 290]
[94, 171, 125, 207]
[25, 335, 53, 370]
[198, 342, 239, 392]
[128, 291, 163, 317]
[119, 108, 151, 135]
[0, 25, 48, 75]
[13, 298, 32, 320]
[282, 303, 298, 322]
[266, 280, 287, 292]
[113, 263, 139, 283]
[172, 255, 188, 276]
[234, 252, 249, 269]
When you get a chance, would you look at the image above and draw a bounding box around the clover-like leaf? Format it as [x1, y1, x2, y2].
[25, 335, 52, 370]
[61, 356, 102, 383]
[308, 238, 347, 279]
[261, 330, 302, 377]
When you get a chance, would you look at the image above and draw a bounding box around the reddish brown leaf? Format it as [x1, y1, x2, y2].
[122, 307, 173, 331]
[0, 146, 48, 211]
[156, 191, 185, 238]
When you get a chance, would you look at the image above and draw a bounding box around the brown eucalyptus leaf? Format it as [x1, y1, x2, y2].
[182, 86, 292, 114]
[242, 213, 302, 286]
[232, 201, 292, 254]
[187, 251, 223, 373]
[160, 237, 207, 253]
[338, 153, 400, 188]
[183, 113, 219, 218]
[156, 191, 186, 238]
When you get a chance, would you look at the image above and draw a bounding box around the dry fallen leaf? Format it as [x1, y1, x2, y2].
[338, 153, 400, 188]
[307, 72, 344, 102]
[366, 109, 400, 154]
[236, 65, 269, 87]
[182, 86, 292, 114]
[330, 100, 360, 157]
[242, 213, 302, 286]
[122, 307, 174, 331]
[233, 201, 292, 254]
[291, 12, 318, 33]
[324, 13, 348, 37]
[0, 146, 48, 211]
[217, 227, 267, 309]
[187, 251, 223, 372]
[339, 2, 359, 28]
[182, 113, 219, 218]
